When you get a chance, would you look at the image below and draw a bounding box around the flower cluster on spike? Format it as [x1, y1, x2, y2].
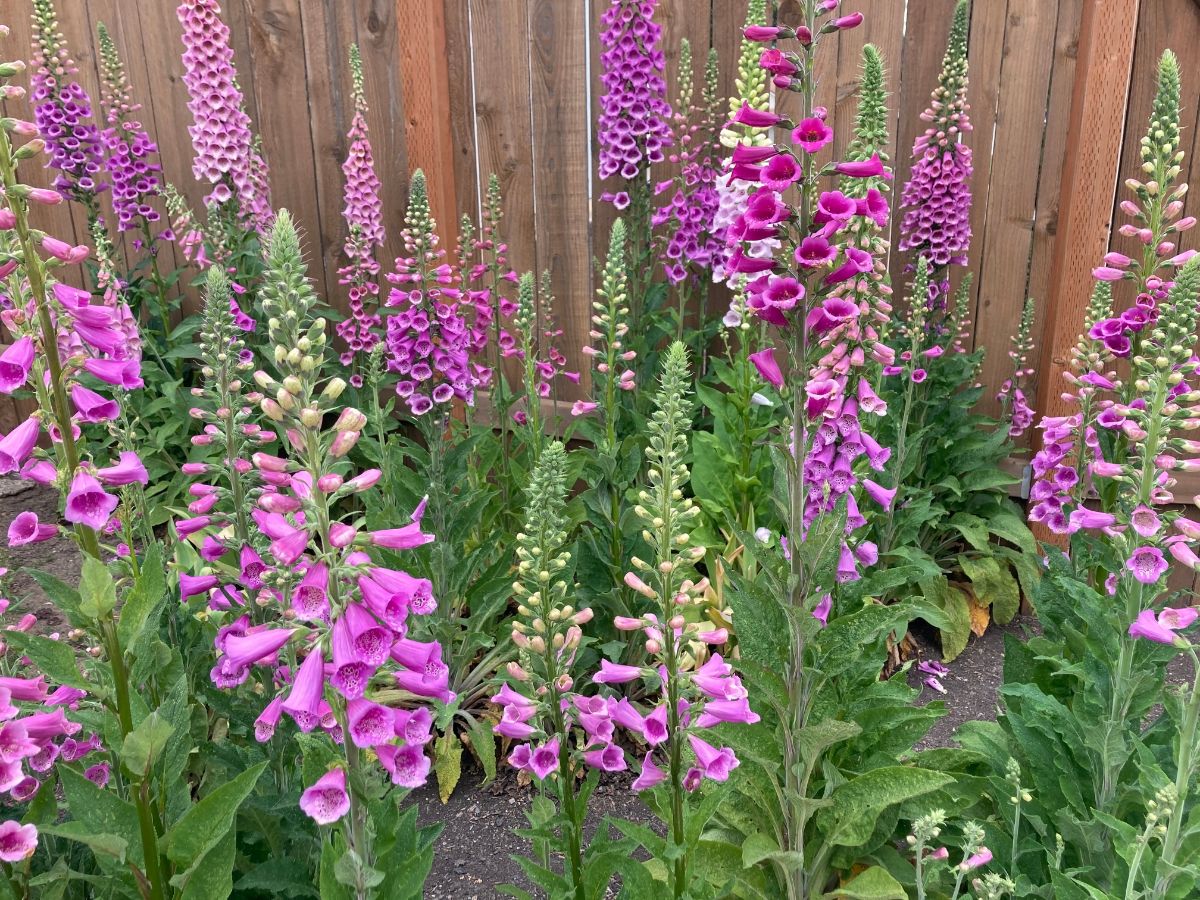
[713, 0, 779, 286]
[455, 176, 512, 388]
[0, 59, 146, 551]
[996, 296, 1036, 437]
[615, 344, 754, 795]
[576, 220, 636, 435]
[898, 0, 973, 304]
[384, 170, 476, 416]
[733, 18, 896, 583]
[596, 0, 671, 206]
[335, 44, 384, 377]
[0, 574, 108, 813]
[1029, 50, 1197, 544]
[177, 267, 268, 568]
[177, 212, 446, 818]
[177, 0, 272, 232]
[652, 42, 723, 284]
[96, 23, 162, 235]
[507, 271, 577, 432]
[493, 442, 602, 777]
[30, 0, 107, 211]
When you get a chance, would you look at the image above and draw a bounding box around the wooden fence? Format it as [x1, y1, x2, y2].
[1, 0, 1199, 435]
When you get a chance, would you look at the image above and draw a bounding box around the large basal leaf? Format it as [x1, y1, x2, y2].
[2, 631, 87, 691]
[958, 554, 1021, 625]
[920, 577, 972, 662]
[823, 865, 907, 899]
[59, 765, 144, 868]
[166, 761, 267, 870]
[818, 766, 954, 847]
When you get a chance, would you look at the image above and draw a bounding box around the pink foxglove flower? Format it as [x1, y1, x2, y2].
[299, 768, 351, 825]
[0, 821, 37, 862]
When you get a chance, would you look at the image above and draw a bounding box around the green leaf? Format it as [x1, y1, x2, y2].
[178, 828, 237, 900]
[59, 766, 143, 867]
[950, 513, 991, 552]
[741, 831, 804, 870]
[166, 761, 267, 868]
[2, 631, 86, 690]
[121, 710, 175, 778]
[25, 568, 85, 627]
[79, 557, 117, 620]
[434, 730, 463, 803]
[118, 543, 167, 648]
[797, 718, 863, 764]
[464, 716, 497, 785]
[961, 466, 1017, 494]
[823, 865, 907, 899]
[922, 577, 971, 661]
[959, 554, 1021, 625]
[819, 767, 954, 847]
[987, 508, 1038, 555]
[38, 824, 127, 864]
[333, 848, 384, 891]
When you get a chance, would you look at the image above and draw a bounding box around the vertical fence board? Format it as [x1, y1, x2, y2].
[972, 0, 1060, 418]
[711, 0, 742, 106]
[355, 0, 410, 276]
[442, 0, 479, 224]
[242, 0, 324, 269]
[1034, 0, 1141, 431]
[529, 0, 591, 401]
[1023, 0, 1084, 426]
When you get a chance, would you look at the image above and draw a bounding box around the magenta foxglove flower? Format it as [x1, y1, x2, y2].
[596, 0, 671, 186]
[0, 418, 39, 475]
[687, 734, 739, 782]
[299, 768, 351, 825]
[0, 338, 34, 394]
[30, 0, 106, 206]
[7, 511, 56, 547]
[376, 742, 431, 788]
[177, 0, 271, 230]
[95, 451, 149, 487]
[64, 473, 118, 531]
[0, 821, 37, 863]
[749, 348, 784, 390]
[631, 752, 667, 791]
[1129, 607, 1198, 644]
[1126, 546, 1169, 585]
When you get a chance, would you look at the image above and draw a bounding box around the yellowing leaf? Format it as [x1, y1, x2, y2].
[966, 590, 991, 637]
[434, 731, 462, 804]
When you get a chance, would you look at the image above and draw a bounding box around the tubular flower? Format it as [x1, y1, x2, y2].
[335, 44, 384, 370]
[30, 0, 106, 210]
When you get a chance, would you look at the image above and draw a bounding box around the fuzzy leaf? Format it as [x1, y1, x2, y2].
[59, 765, 143, 868]
[434, 730, 463, 804]
[823, 865, 907, 899]
[819, 767, 954, 847]
[166, 761, 266, 868]
[118, 543, 167, 649]
[921, 577, 972, 661]
[120, 710, 175, 778]
[38, 824, 127, 864]
[2, 631, 86, 690]
[79, 557, 117, 620]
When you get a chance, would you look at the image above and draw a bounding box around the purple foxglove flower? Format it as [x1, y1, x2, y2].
[64, 473, 118, 531]
[1126, 546, 1169, 585]
[373, 566, 436, 617]
[330, 615, 373, 700]
[221, 627, 295, 669]
[0, 760, 23, 793]
[925, 676, 947, 694]
[368, 523, 434, 550]
[346, 699, 394, 748]
[528, 738, 560, 780]
[1129, 607, 1198, 644]
[269, 529, 309, 567]
[1167, 538, 1200, 570]
[687, 734, 739, 782]
[494, 705, 537, 740]
[835, 155, 886, 178]
[289, 563, 329, 620]
[0, 418, 39, 474]
[491, 683, 535, 709]
[20, 459, 56, 485]
[861, 478, 896, 510]
[583, 743, 627, 772]
[282, 648, 326, 732]
[391, 640, 451, 702]
[592, 660, 644, 684]
[254, 696, 284, 742]
[0, 338, 33, 394]
[179, 573, 219, 601]
[21, 709, 80, 741]
[640, 704, 668, 745]
[961, 848, 993, 871]
[795, 235, 838, 268]
[749, 348, 785, 389]
[0, 722, 39, 762]
[84, 762, 111, 787]
[376, 742, 431, 788]
[632, 752, 667, 791]
[44, 685, 86, 707]
[812, 594, 832, 626]
[0, 821, 37, 863]
[238, 546, 268, 589]
[792, 117, 834, 154]
[342, 603, 390, 666]
[299, 768, 350, 825]
[95, 451, 148, 487]
[1130, 505, 1162, 538]
[695, 698, 761, 728]
[395, 707, 433, 746]
[7, 511, 56, 547]
[69, 385, 119, 424]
